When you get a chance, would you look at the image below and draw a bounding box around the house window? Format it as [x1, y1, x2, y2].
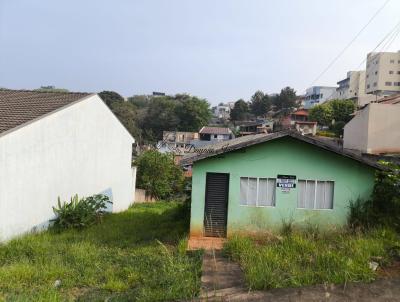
[297, 180, 334, 210]
[240, 177, 276, 207]
[375, 71, 378, 75]
[389, 71, 394, 74]
[397, 71, 400, 75]
[214, 135, 217, 138]
[373, 82, 377, 87]
[390, 59, 395, 63]
[394, 82, 400, 86]
[367, 84, 370, 89]
[385, 82, 392, 86]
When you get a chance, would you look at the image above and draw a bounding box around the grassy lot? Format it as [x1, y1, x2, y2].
[0, 202, 202, 302]
[224, 228, 400, 290]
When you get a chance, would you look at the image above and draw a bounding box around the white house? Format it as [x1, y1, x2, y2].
[0, 90, 136, 240]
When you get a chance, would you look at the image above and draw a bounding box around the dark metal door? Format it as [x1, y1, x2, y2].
[204, 173, 229, 237]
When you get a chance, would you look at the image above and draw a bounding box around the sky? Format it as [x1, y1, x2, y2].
[0, 0, 399, 104]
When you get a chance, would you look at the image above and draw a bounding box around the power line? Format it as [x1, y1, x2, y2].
[309, 0, 391, 87]
[355, 19, 400, 69]
[381, 23, 400, 51]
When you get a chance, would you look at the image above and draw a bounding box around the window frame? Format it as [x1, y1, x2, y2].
[239, 176, 276, 208]
[297, 179, 335, 211]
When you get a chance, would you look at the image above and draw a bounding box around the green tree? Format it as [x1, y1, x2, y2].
[110, 101, 142, 142]
[99, 91, 125, 107]
[35, 86, 69, 93]
[250, 90, 271, 117]
[230, 99, 249, 121]
[135, 150, 185, 200]
[274, 87, 297, 111]
[308, 104, 333, 126]
[175, 95, 212, 132]
[140, 97, 180, 141]
[329, 99, 356, 123]
[128, 95, 151, 108]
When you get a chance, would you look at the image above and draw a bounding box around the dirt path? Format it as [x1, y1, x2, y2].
[198, 251, 400, 301]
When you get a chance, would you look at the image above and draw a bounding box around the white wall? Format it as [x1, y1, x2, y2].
[0, 95, 135, 240]
[344, 103, 400, 154]
[343, 105, 370, 152]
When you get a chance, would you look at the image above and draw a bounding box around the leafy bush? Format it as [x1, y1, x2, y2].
[348, 198, 375, 230]
[372, 161, 400, 230]
[316, 130, 336, 138]
[135, 150, 185, 200]
[331, 120, 346, 136]
[52, 194, 112, 230]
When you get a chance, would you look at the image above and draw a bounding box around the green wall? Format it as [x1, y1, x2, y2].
[190, 137, 376, 237]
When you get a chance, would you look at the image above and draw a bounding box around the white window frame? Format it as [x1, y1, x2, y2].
[297, 179, 334, 210]
[240, 177, 276, 208]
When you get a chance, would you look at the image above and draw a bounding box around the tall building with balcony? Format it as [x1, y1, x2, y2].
[304, 86, 337, 109]
[365, 51, 400, 97]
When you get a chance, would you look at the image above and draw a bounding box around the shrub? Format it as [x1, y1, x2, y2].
[372, 161, 400, 230]
[135, 150, 185, 200]
[316, 130, 336, 138]
[52, 194, 112, 230]
[330, 120, 346, 136]
[348, 198, 376, 230]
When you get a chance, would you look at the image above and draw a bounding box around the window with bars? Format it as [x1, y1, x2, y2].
[297, 180, 334, 210]
[240, 177, 276, 207]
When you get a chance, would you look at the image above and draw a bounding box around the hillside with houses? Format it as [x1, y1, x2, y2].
[1, 1, 400, 301]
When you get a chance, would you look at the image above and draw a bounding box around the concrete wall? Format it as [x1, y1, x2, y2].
[190, 137, 376, 237]
[0, 95, 135, 240]
[344, 103, 400, 154]
[343, 105, 370, 152]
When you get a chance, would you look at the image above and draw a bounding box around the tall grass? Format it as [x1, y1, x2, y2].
[0, 202, 202, 302]
[224, 228, 399, 290]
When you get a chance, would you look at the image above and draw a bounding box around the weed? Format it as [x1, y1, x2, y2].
[0, 202, 202, 301]
[224, 227, 400, 290]
[280, 217, 295, 236]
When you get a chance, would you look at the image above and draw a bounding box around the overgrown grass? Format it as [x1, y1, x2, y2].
[224, 228, 400, 290]
[0, 202, 202, 302]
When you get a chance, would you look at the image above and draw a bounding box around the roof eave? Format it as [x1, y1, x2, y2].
[180, 131, 384, 170]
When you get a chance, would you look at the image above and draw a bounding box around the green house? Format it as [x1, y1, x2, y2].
[182, 131, 381, 239]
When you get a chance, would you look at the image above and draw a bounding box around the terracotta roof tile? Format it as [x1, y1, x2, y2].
[0, 89, 92, 135]
[199, 126, 232, 135]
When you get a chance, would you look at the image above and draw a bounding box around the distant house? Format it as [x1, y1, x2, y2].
[158, 131, 199, 154]
[281, 109, 310, 129]
[0, 90, 136, 240]
[236, 120, 274, 136]
[198, 126, 234, 142]
[344, 94, 400, 154]
[183, 131, 380, 243]
[213, 104, 231, 119]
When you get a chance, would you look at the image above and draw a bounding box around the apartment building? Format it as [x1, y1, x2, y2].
[336, 71, 375, 107]
[365, 51, 400, 97]
[304, 86, 337, 109]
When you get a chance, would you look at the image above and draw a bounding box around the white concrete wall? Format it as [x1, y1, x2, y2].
[366, 103, 400, 153]
[0, 95, 135, 240]
[344, 103, 400, 154]
[343, 105, 370, 152]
